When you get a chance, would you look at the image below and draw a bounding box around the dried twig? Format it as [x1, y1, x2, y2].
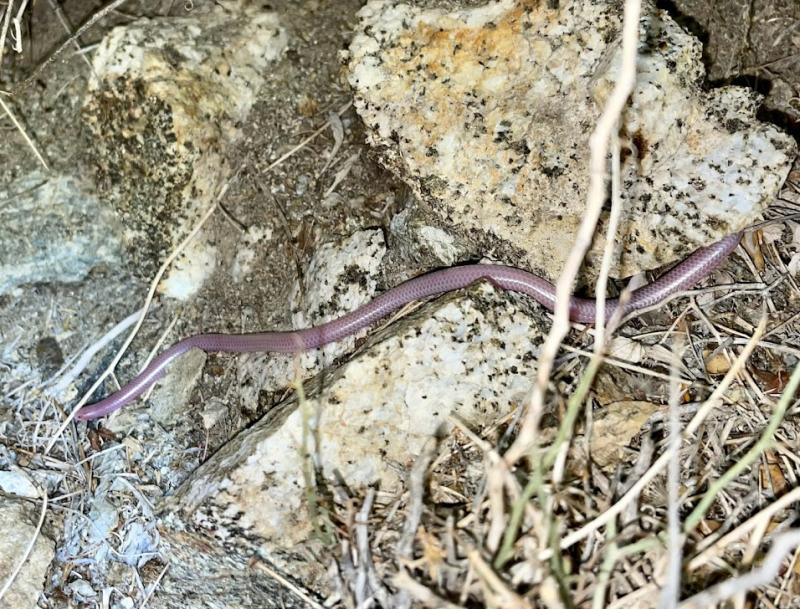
[0, 96, 49, 169]
[505, 0, 643, 465]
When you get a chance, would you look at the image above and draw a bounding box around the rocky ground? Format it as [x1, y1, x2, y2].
[0, 0, 799, 608]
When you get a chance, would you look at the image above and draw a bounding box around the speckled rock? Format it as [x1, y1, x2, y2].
[0, 172, 121, 294]
[346, 0, 796, 281]
[149, 349, 208, 426]
[234, 229, 386, 413]
[162, 281, 545, 589]
[0, 497, 54, 609]
[82, 1, 288, 283]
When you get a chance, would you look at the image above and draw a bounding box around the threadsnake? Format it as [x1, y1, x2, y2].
[76, 232, 741, 421]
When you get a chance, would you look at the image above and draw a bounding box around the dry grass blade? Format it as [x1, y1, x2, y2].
[0, 96, 49, 169]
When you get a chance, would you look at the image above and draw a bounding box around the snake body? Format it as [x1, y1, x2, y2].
[76, 233, 741, 421]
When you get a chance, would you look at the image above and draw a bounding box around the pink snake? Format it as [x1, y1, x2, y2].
[76, 233, 741, 421]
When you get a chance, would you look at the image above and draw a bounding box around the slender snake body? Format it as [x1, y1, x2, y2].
[76, 232, 741, 421]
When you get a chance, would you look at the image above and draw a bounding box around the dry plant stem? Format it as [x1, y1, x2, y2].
[689, 485, 800, 570]
[0, 96, 49, 169]
[548, 315, 766, 558]
[295, 361, 334, 546]
[678, 530, 800, 609]
[594, 127, 623, 349]
[0, 0, 14, 68]
[504, 0, 642, 466]
[659, 336, 685, 609]
[355, 490, 390, 608]
[0, 491, 48, 602]
[495, 355, 603, 567]
[9, 0, 27, 52]
[397, 440, 436, 559]
[46, 192, 223, 454]
[561, 344, 696, 385]
[682, 361, 800, 534]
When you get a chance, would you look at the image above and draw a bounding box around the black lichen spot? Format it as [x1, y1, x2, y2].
[632, 129, 648, 160]
[724, 118, 747, 134]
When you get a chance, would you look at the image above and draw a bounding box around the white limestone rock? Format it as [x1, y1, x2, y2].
[346, 0, 796, 281]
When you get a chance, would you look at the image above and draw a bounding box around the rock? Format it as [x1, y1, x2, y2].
[346, 0, 796, 282]
[162, 281, 545, 591]
[588, 400, 662, 469]
[235, 229, 387, 412]
[0, 468, 40, 499]
[0, 497, 54, 609]
[0, 172, 121, 294]
[149, 349, 208, 427]
[67, 579, 97, 603]
[82, 1, 288, 286]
